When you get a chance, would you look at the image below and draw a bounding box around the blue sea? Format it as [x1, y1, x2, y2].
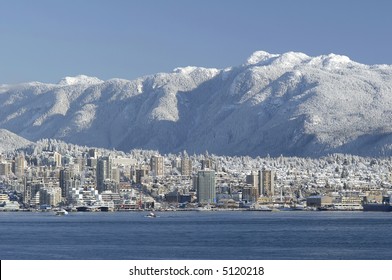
[1, 211, 392, 260]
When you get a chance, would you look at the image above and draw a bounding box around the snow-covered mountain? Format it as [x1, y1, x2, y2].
[0, 129, 32, 153]
[1, 51, 392, 157]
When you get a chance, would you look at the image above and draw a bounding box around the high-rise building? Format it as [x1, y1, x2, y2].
[242, 185, 258, 202]
[246, 171, 259, 199]
[197, 170, 216, 204]
[88, 148, 97, 158]
[135, 168, 149, 184]
[39, 187, 62, 207]
[258, 169, 275, 197]
[246, 171, 259, 193]
[96, 156, 112, 193]
[53, 152, 62, 167]
[150, 155, 164, 177]
[59, 168, 73, 198]
[23, 178, 31, 206]
[172, 158, 181, 169]
[13, 154, 25, 177]
[111, 167, 120, 184]
[201, 159, 212, 170]
[181, 157, 192, 176]
[87, 157, 97, 168]
[0, 162, 11, 176]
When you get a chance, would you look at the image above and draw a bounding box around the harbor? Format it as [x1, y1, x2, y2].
[2, 210, 392, 260]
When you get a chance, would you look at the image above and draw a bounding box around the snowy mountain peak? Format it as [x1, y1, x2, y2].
[246, 51, 312, 68]
[245, 50, 357, 69]
[321, 53, 352, 66]
[246, 50, 279, 65]
[58, 75, 103, 86]
[173, 66, 199, 74]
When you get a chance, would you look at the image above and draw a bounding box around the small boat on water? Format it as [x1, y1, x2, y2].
[196, 205, 212, 211]
[291, 204, 306, 211]
[55, 209, 68, 216]
[146, 212, 157, 218]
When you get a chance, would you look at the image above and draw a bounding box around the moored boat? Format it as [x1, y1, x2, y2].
[363, 195, 392, 212]
[363, 203, 392, 212]
[55, 209, 68, 216]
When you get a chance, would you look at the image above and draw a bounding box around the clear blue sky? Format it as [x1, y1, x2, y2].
[1, 0, 391, 84]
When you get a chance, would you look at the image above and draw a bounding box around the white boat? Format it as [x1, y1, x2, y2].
[146, 212, 157, 218]
[257, 205, 273, 212]
[196, 204, 212, 211]
[292, 204, 306, 211]
[55, 209, 68, 216]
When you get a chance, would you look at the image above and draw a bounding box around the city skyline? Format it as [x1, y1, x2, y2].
[2, 138, 392, 212]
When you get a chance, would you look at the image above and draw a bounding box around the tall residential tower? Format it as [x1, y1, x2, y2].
[197, 170, 216, 204]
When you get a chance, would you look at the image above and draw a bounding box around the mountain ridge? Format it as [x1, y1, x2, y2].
[1, 50, 392, 157]
[0, 129, 32, 153]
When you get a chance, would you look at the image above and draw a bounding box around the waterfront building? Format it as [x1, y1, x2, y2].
[100, 190, 121, 207]
[39, 187, 62, 207]
[1, 201, 20, 211]
[306, 195, 333, 208]
[70, 187, 100, 205]
[242, 185, 258, 203]
[246, 171, 259, 197]
[258, 169, 275, 197]
[197, 170, 216, 204]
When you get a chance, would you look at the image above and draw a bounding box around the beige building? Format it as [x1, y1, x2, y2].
[0, 193, 9, 203]
[0, 162, 11, 176]
[53, 152, 62, 167]
[39, 187, 62, 206]
[136, 168, 149, 184]
[201, 159, 212, 170]
[306, 195, 333, 207]
[242, 185, 258, 202]
[181, 157, 192, 177]
[13, 154, 25, 177]
[259, 169, 275, 197]
[246, 171, 259, 196]
[150, 155, 164, 177]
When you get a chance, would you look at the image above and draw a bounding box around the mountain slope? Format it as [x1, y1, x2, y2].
[0, 129, 32, 153]
[1, 52, 392, 157]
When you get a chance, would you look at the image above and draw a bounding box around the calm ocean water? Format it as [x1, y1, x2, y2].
[1, 211, 391, 260]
